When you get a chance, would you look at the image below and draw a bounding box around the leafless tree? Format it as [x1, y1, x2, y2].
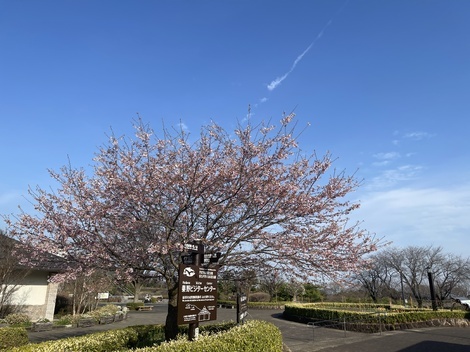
[286, 279, 305, 302]
[59, 270, 113, 315]
[258, 268, 284, 302]
[354, 252, 397, 303]
[365, 246, 470, 307]
[432, 253, 470, 303]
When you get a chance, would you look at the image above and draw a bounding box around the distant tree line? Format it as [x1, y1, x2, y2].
[353, 245, 470, 307]
[217, 268, 323, 303]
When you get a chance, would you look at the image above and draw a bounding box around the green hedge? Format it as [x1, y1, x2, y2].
[134, 320, 283, 352]
[0, 326, 29, 350]
[217, 300, 286, 309]
[246, 302, 286, 309]
[126, 302, 145, 310]
[124, 322, 237, 349]
[10, 328, 139, 352]
[9, 322, 241, 351]
[284, 303, 470, 331]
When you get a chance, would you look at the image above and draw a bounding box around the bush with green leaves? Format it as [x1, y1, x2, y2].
[0, 327, 29, 350]
[10, 328, 139, 352]
[97, 304, 120, 315]
[5, 313, 30, 326]
[9, 320, 278, 352]
[88, 304, 120, 320]
[126, 302, 145, 310]
[284, 303, 470, 332]
[133, 320, 282, 352]
[217, 300, 286, 309]
[248, 292, 271, 302]
[54, 314, 78, 326]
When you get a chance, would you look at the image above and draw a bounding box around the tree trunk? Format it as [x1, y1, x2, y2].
[165, 280, 179, 341]
[133, 282, 143, 303]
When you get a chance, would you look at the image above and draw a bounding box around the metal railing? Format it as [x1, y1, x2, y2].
[303, 312, 386, 341]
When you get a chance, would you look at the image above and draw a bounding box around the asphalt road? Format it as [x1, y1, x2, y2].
[28, 302, 470, 352]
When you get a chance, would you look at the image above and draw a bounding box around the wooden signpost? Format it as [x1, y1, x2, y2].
[177, 242, 220, 340]
[237, 293, 248, 324]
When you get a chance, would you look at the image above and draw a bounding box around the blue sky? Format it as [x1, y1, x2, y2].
[1, 0, 469, 257]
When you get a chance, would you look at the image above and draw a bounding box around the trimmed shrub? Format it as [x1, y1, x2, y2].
[9, 321, 275, 352]
[283, 303, 470, 332]
[0, 326, 29, 350]
[97, 304, 120, 315]
[10, 328, 139, 352]
[54, 314, 78, 326]
[133, 320, 283, 352]
[88, 304, 120, 321]
[126, 325, 166, 349]
[217, 300, 286, 309]
[249, 292, 271, 302]
[5, 313, 30, 326]
[126, 302, 144, 310]
[125, 322, 237, 349]
[9, 322, 239, 351]
[247, 301, 286, 309]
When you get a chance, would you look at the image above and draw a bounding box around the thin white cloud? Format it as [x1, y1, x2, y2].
[372, 160, 391, 167]
[372, 152, 400, 167]
[354, 185, 470, 256]
[267, 20, 333, 91]
[259, 97, 268, 103]
[391, 130, 434, 146]
[267, 73, 290, 91]
[367, 165, 423, 189]
[403, 131, 435, 140]
[373, 152, 400, 160]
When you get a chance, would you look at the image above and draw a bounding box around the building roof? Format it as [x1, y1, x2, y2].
[0, 233, 66, 273]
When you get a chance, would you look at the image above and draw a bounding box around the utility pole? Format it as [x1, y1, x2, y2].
[427, 267, 438, 311]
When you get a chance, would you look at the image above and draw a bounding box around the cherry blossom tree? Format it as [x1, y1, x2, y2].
[6, 114, 379, 339]
[58, 270, 113, 315]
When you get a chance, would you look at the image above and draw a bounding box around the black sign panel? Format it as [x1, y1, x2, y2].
[237, 293, 248, 323]
[177, 265, 218, 325]
[183, 242, 204, 254]
[181, 255, 194, 265]
[203, 252, 221, 265]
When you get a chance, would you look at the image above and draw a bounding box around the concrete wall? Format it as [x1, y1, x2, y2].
[2, 270, 58, 321]
[10, 271, 48, 305]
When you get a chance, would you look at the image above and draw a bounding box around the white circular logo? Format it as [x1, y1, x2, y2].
[183, 267, 196, 277]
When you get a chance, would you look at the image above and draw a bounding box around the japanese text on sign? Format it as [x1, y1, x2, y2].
[177, 265, 218, 325]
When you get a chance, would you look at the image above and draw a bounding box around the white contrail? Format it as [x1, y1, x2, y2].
[267, 19, 332, 91]
[266, 0, 349, 92]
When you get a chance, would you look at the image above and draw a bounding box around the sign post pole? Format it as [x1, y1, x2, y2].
[188, 244, 202, 341]
[177, 241, 219, 342]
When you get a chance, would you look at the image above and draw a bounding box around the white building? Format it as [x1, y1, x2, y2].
[1, 234, 62, 321]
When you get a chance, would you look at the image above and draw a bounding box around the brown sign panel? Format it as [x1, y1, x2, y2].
[177, 265, 218, 325]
